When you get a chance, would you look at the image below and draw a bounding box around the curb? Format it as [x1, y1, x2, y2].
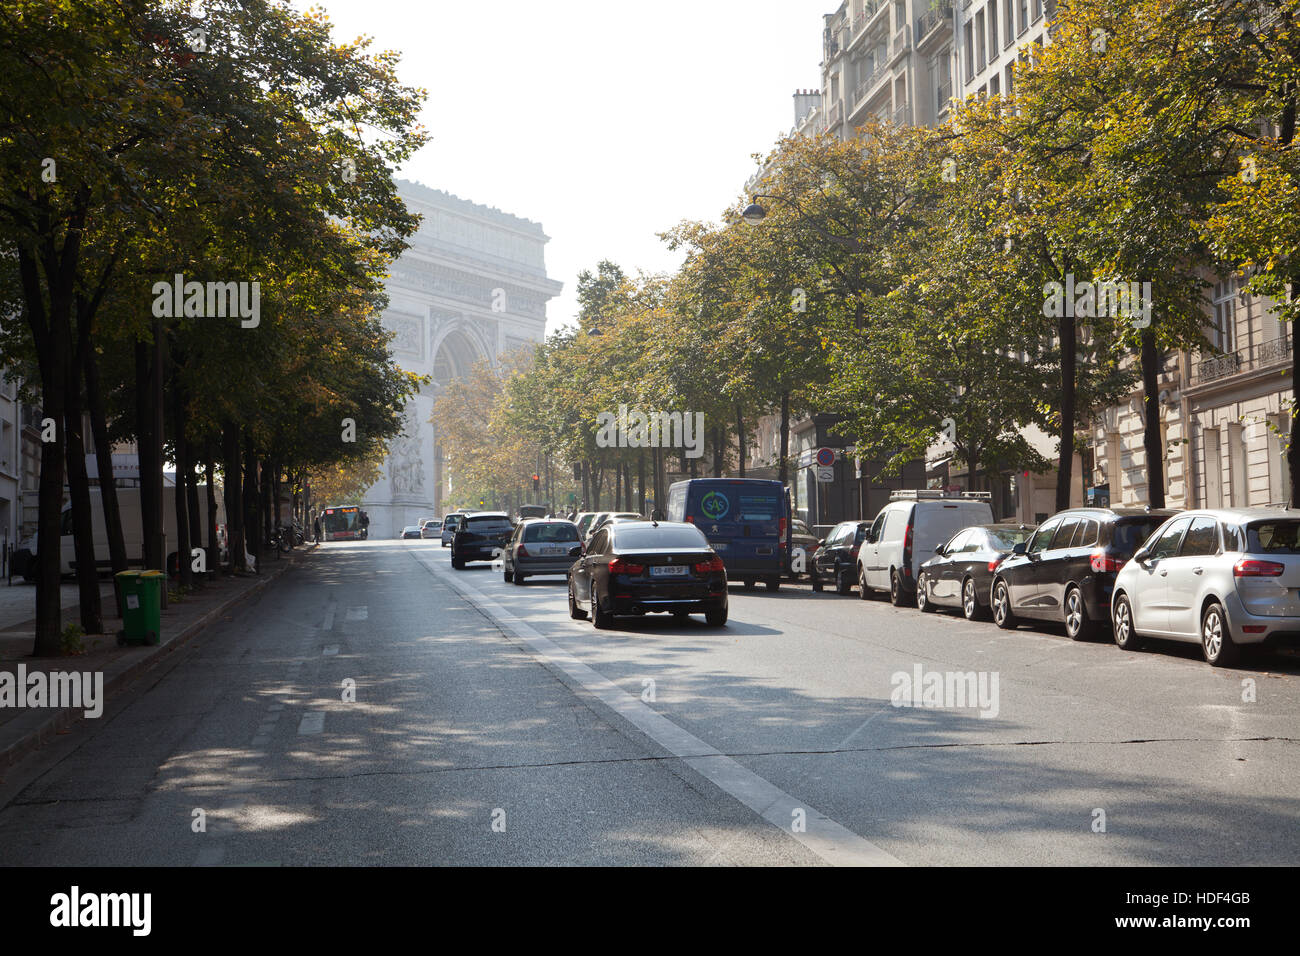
[0, 554, 305, 772]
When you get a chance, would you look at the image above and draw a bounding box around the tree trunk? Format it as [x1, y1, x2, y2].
[712, 426, 723, 477]
[186, 452, 202, 574]
[135, 339, 162, 572]
[63, 338, 103, 634]
[222, 422, 245, 572]
[205, 452, 219, 578]
[778, 389, 791, 486]
[637, 451, 646, 515]
[172, 382, 193, 589]
[1140, 328, 1165, 509]
[244, 431, 259, 571]
[735, 403, 746, 477]
[1055, 312, 1076, 513]
[84, 342, 126, 615]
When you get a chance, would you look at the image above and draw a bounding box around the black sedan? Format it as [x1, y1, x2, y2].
[568, 521, 728, 629]
[989, 507, 1175, 639]
[451, 512, 515, 570]
[785, 518, 820, 578]
[916, 523, 1032, 619]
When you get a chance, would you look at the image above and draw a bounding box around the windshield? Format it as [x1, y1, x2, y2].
[986, 528, 1032, 550]
[614, 526, 710, 550]
[1113, 519, 1166, 556]
[464, 516, 512, 532]
[1247, 520, 1300, 554]
[323, 509, 359, 533]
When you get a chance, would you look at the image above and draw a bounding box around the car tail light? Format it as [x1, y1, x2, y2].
[1243, 625, 1267, 634]
[684, 515, 694, 523]
[779, 516, 787, 540]
[694, 556, 725, 573]
[1091, 550, 1123, 573]
[517, 544, 529, 557]
[608, 558, 645, 575]
[1235, 559, 1286, 577]
[904, 523, 912, 552]
[988, 559, 1000, 572]
[850, 546, 860, 559]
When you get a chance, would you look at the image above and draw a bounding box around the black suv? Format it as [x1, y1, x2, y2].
[990, 507, 1175, 639]
[451, 512, 515, 569]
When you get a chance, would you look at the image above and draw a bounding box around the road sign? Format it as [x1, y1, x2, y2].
[815, 447, 835, 467]
[815, 466, 833, 482]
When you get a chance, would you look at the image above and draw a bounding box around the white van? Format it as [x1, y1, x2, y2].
[857, 491, 995, 606]
[56, 485, 227, 576]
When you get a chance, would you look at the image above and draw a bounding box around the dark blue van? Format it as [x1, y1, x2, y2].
[665, 478, 790, 591]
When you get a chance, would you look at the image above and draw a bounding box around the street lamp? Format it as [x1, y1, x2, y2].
[741, 196, 768, 225]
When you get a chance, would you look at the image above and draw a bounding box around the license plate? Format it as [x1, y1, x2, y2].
[710, 542, 728, 551]
[650, 565, 688, 577]
[541, 546, 564, 555]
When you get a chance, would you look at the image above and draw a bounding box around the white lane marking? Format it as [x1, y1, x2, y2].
[345, 606, 368, 621]
[415, 552, 902, 867]
[297, 711, 325, 735]
[322, 645, 340, 656]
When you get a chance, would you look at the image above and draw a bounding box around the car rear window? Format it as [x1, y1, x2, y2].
[524, 523, 579, 542]
[1247, 520, 1300, 553]
[986, 528, 1032, 550]
[465, 516, 512, 531]
[614, 526, 710, 550]
[1112, 519, 1165, 555]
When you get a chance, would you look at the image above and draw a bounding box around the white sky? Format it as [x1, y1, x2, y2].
[295, 0, 827, 335]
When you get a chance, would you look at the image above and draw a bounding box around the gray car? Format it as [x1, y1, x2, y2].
[1111, 507, 1300, 666]
[503, 519, 583, 584]
[441, 513, 466, 547]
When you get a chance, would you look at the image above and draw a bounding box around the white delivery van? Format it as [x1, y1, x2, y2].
[857, 491, 995, 606]
[57, 485, 227, 576]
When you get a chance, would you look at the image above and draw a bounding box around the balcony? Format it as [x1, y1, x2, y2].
[894, 102, 910, 125]
[915, 2, 954, 47]
[824, 101, 845, 129]
[892, 28, 909, 55]
[1192, 336, 1291, 385]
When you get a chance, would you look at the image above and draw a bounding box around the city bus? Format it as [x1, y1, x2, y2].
[321, 505, 365, 542]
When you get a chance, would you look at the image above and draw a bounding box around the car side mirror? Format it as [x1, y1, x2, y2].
[1133, 547, 1150, 565]
[569, 545, 582, 558]
[935, 543, 947, 555]
[1012, 542, 1027, 555]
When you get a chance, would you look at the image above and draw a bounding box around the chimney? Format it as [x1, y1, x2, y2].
[793, 89, 822, 125]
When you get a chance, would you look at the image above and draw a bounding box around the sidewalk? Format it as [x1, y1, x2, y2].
[0, 545, 316, 772]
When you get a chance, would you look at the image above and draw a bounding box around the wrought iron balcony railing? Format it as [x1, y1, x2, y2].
[1193, 336, 1291, 384]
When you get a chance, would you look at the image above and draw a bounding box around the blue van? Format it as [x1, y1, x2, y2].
[665, 478, 790, 591]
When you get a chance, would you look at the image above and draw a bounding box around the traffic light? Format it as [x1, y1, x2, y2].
[532, 473, 540, 492]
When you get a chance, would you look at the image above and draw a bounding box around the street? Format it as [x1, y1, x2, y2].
[1, 539, 1296, 866]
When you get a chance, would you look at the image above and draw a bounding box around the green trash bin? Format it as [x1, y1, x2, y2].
[116, 570, 163, 647]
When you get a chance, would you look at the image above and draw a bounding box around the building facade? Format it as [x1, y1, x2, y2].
[359, 180, 563, 539]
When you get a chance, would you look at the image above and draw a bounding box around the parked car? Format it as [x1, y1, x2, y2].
[991, 507, 1175, 639]
[582, 512, 612, 543]
[810, 520, 872, 594]
[573, 512, 597, 538]
[420, 518, 442, 540]
[665, 478, 791, 592]
[857, 491, 996, 606]
[588, 512, 643, 539]
[451, 512, 514, 569]
[441, 512, 467, 547]
[568, 520, 728, 628]
[400, 525, 423, 540]
[787, 518, 820, 577]
[502, 518, 582, 583]
[1111, 508, 1300, 666]
[916, 523, 1034, 619]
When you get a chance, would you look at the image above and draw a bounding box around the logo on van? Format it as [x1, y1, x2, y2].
[700, 491, 730, 520]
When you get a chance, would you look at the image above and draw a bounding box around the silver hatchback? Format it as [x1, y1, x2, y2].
[502, 519, 583, 584]
[1111, 508, 1300, 666]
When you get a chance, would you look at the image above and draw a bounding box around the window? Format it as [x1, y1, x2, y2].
[1211, 278, 1237, 353]
[1269, 411, 1291, 506]
[944, 529, 973, 553]
[1052, 516, 1082, 549]
[869, 512, 886, 542]
[1032, 0, 1043, 21]
[1113, 518, 1166, 555]
[1247, 520, 1300, 553]
[1074, 519, 1099, 548]
[975, 11, 986, 70]
[613, 526, 708, 550]
[1150, 517, 1192, 559]
[1228, 422, 1246, 507]
[1180, 517, 1220, 556]
[964, 22, 974, 80]
[882, 507, 907, 542]
[589, 529, 610, 554]
[524, 522, 579, 542]
[960, 530, 984, 553]
[988, 1, 999, 51]
[1222, 523, 1244, 552]
[1018, 0, 1029, 34]
[1004, 0, 1016, 46]
[894, 0, 905, 33]
[1204, 427, 1223, 508]
[1107, 432, 1122, 504]
[1028, 516, 1063, 554]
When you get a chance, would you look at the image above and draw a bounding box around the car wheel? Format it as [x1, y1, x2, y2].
[503, 567, 514, 582]
[1112, 594, 1142, 651]
[857, 564, 871, 600]
[835, 567, 852, 596]
[765, 578, 780, 592]
[705, 606, 728, 627]
[1201, 601, 1239, 667]
[743, 578, 756, 591]
[1064, 586, 1098, 641]
[452, 558, 465, 570]
[810, 570, 823, 593]
[672, 610, 690, 624]
[889, 570, 907, 607]
[591, 581, 613, 630]
[992, 579, 1016, 629]
[568, 577, 587, 620]
[916, 574, 935, 612]
[513, 572, 526, 585]
[962, 577, 987, 621]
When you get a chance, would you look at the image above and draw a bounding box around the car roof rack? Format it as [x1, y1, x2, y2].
[889, 489, 993, 501]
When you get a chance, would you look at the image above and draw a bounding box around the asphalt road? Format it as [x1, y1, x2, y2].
[1, 538, 1297, 866]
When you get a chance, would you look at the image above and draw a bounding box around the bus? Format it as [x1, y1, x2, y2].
[665, 478, 791, 591]
[321, 505, 365, 542]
